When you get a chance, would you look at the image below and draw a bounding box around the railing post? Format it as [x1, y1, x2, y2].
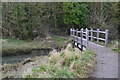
[81, 28, 83, 50]
[86, 28, 89, 49]
[105, 29, 108, 46]
[70, 28, 72, 37]
[76, 29, 78, 43]
[97, 29, 99, 43]
[73, 28, 75, 41]
[91, 28, 93, 41]
[76, 29, 78, 48]
[73, 28, 76, 48]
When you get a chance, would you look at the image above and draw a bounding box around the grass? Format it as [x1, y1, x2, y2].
[2, 41, 51, 52]
[7, 39, 27, 44]
[24, 44, 95, 78]
[2, 38, 27, 44]
[91, 39, 120, 54]
[111, 44, 120, 54]
[51, 35, 71, 48]
[32, 65, 47, 73]
[51, 36, 69, 43]
[2, 36, 70, 57]
[106, 40, 119, 54]
[2, 38, 51, 56]
[2, 36, 70, 51]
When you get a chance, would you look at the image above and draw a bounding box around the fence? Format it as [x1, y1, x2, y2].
[70, 28, 108, 50]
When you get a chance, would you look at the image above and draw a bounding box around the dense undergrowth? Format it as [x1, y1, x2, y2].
[24, 44, 95, 78]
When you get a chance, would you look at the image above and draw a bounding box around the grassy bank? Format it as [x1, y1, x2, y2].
[2, 36, 70, 56]
[24, 44, 95, 78]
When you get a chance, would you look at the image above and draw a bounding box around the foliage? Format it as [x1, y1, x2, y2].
[55, 67, 76, 78]
[63, 2, 89, 28]
[81, 50, 93, 61]
[25, 44, 95, 78]
[2, 2, 119, 40]
[2, 3, 63, 40]
[88, 2, 119, 40]
[111, 44, 120, 54]
[32, 65, 47, 73]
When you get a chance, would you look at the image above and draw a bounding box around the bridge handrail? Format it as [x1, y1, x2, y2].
[70, 28, 108, 50]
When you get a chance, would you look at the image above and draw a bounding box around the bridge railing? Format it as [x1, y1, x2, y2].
[89, 29, 108, 46]
[70, 28, 108, 50]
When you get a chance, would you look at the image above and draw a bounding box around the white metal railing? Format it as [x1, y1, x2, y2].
[70, 28, 108, 50]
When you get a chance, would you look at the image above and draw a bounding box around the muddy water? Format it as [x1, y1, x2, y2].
[2, 49, 51, 65]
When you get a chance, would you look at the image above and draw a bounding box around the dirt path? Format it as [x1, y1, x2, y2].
[89, 42, 118, 78]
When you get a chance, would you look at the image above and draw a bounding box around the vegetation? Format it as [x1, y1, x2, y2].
[1, 2, 119, 78]
[95, 40, 119, 54]
[110, 40, 120, 54]
[112, 45, 120, 53]
[2, 2, 119, 40]
[63, 3, 89, 28]
[24, 44, 95, 78]
[2, 35, 70, 56]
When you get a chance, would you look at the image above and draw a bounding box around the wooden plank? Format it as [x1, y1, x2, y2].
[77, 31, 81, 33]
[92, 30, 97, 32]
[99, 38, 105, 41]
[99, 31, 106, 34]
[89, 36, 92, 37]
[92, 36, 97, 39]
[82, 31, 86, 34]
[70, 28, 108, 51]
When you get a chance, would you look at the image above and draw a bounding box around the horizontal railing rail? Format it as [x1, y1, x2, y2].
[70, 28, 108, 51]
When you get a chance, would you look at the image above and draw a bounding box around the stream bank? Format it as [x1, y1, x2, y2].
[1, 56, 49, 78]
[2, 48, 51, 65]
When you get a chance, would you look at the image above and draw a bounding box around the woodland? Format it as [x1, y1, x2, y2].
[2, 2, 119, 40]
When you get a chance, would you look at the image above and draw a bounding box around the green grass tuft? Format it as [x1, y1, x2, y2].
[54, 67, 76, 78]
